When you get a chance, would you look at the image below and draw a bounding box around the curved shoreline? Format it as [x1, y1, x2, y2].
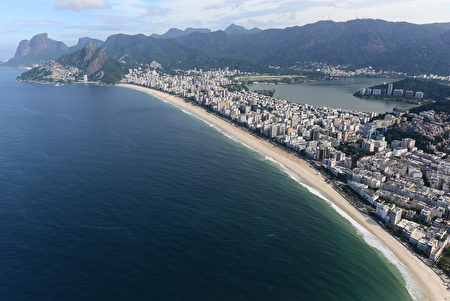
[119, 83, 449, 301]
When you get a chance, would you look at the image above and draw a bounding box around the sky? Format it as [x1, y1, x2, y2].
[1, 0, 450, 60]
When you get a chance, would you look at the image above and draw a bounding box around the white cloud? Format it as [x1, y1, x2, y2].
[147, 6, 171, 17]
[149, 0, 450, 30]
[55, 0, 110, 11]
[1, 18, 63, 33]
[49, 0, 450, 41]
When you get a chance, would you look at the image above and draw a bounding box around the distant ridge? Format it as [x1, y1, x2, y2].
[172, 19, 450, 75]
[224, 24, 262, 35]
[69, 37, 104, 52]
[7, 33, 68, 67]
[151, 27, 211, 39]
[103, 19, 450, 74]
[5, 34, 104, 67]
[19, 42, 127, 84]
[101, 33, 267, 72]
[59, 42, 108, 75]
[7, 19, 450, 75]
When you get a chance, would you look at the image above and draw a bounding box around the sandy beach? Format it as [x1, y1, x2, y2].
[119, 83, 449, 301]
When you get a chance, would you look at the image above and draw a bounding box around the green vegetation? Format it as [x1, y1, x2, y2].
[6, 20, 450, 75]
[95, 60, 128, 84]
[335, 145, 365, 163]
[422, 172, 431, 187]
[235, 75, 307, 84]
[410, 100, 450, 114]
[99, 20, 450, 75]
[385, 224, 401, 237]
[18, 68, 51, 81]
[371, 113, 387, 121]
[341, 185, 354, 196]
[379, 195, 394, 204]
[102, 34, 272, 73]
[355, 78, 450, 109]
[385, 127, 450, 154]
[372, 78, 450, 102]
[58, 47, 99, 69]
[58, 43, 127, 84]
[254, 89, 275, 97]
[341, 185, 376, 209]
[19, 43, 128, 84]
[379, 78, 450, 114]
[354, 93, 425, 104]
[223, 84, 249, 92]
[384, 128, 435, 153]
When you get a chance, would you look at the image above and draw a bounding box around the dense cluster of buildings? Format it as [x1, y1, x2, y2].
[122, 67, 450, 263]
[341, 110, 449, 261]
[397, 110, 449, 141]
[360, 82, 424, 99]
[349, 139, 449, 260]
[292, 62, 407, 78]
[32, 61, 82, 83]
[414, 73, 450, 83]
[297, 62, 450, 84]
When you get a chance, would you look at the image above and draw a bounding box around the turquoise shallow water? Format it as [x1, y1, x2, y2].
[0, 68, 413, 300]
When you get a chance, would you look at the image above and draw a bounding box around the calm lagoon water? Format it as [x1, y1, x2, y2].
[0, 68, 414, 300]
[250, 77, 416, 112]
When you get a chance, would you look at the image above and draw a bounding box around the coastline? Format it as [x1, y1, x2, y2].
[119, 83, 449, 301]
[353, 93, 428, 105]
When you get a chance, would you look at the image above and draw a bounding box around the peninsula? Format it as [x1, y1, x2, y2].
[355, 78, 450, 109]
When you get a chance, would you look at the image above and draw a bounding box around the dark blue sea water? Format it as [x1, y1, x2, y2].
[0, 68, 415, 300]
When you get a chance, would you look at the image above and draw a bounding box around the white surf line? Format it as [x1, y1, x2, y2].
[262, 155, 424, 301]
[126, 85, 426, 300]
[207, 121, 425, 301]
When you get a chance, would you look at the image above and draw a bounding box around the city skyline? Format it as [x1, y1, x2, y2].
[1, 0, 450, 60]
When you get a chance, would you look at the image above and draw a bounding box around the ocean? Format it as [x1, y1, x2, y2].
[0, 68, 415, 300]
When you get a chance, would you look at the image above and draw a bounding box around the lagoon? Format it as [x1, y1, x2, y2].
[250, 77, 416, 113]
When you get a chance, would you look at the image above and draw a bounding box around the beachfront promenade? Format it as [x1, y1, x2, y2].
[119, 67, 450, 300]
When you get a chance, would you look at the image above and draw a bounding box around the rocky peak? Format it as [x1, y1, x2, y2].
[86, 48, 108, 76]
[31, 33, 49, 40]
[80, 42, 96, 63]
[15, 40, 32, 57]
[14, 33, 68, 58]
[58, 42, 109, 76]
[70, 37, 104, 52]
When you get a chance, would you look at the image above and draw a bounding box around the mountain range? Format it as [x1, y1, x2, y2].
[223, 24, 262, 35]
[147, 24, 261, 39]
[6, 19, 450, 75]
[6, 34, 104, 67]
[166, 19, 450, 74]
[18, 42, 126, 84]
[150, 27, 212, 39]
[58, 42, 109, 76]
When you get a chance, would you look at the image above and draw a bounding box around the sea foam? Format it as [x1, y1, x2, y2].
[228, 133, 424, 301]
[261, 155, 425, 301]
[142, 87, 425, 301]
